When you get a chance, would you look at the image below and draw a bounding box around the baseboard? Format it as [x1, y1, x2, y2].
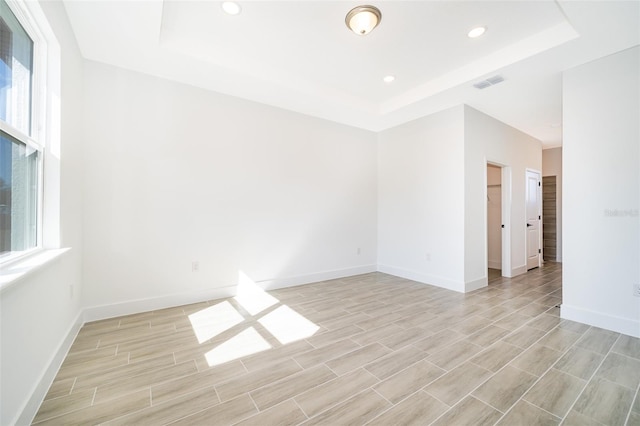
[505, 264, 528, 278]
[465, 276, 488, 292]
[487, 260, 502, 270]
[377, 264, 465, 293]
[83, 265, 378, 323]
[15, 309, 84, 426]
[83, 286, 239, 323]
[561, 304, 640, 338]
[256, 264, 377, 291]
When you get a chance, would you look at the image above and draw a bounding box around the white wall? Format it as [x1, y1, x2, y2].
[0, 1, 84, 424]
[562, 46, 640, 337]
[487, 164, 502, 269]
[543, 147, 562, 261]
[464, 106, 542, 288]
[377, 105, 542, 293]
[81, 62, 378, 316]
[377, 106, 466, 291]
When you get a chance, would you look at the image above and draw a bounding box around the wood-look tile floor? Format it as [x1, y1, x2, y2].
[34, 263, 640, 425]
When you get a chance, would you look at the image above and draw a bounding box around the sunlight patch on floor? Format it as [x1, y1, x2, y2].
[188, 301, 244, 344]
[258, 305, 320, 344]
[205, 326, 272, 367]
[234, 270, 279, 316]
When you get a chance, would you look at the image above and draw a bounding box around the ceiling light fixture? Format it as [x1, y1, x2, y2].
[468, 26, 486, 38]
[383, 75, 395, 83]
[222, 1, 241, 16]
[345, 5, 382, 36]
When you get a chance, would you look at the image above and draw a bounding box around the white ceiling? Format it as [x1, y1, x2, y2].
[63, 0, 640, 147]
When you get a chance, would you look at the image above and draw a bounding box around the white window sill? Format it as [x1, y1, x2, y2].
[0, 248, 71, 294]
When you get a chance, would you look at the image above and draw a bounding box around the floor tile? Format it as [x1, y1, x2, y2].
[427, 339, 483, 371]
[472, 365, 537, 412]
[431, 396, 503, 426]
[575, 328, 620, 355]
[35, 265, 640, 426]
[304, 325, 363, 348]
[302, 389, 391, 426]
[527, 314, 563, 332]
[105, 386, 219, 425]
[470, 340, 523, 372]
[151, 360, 246, 404]
[167, 393, 257, 426]
[32, 389, 150, 426]
[502, 325, 547, 349]
[373, 360, 445, 404]
[594, 352, 640, 390]
[367, 391, 448, 426]
[233, 399, 307, 426]
[250, 365, 336, 410]
[325, 342, 391, 376]
[572, 377, 634, 426]
[425, 362, 493, 406]
[293, 338, 360, 369]
[612, 334, 640, 360]
[294, 368, 379, 418]
[465, 325, 511, 347]
[215, 359, 302, 402]
[553, 347, 604, 380]
[364, 345, 427, 380]
[413, 329, 466, 354]
[32, 388, 95, 424]
[562, 410, 604, 426]
[523, 368, 586, 418]
[510, 344, 562, 376]
[496, 400, 560, 425]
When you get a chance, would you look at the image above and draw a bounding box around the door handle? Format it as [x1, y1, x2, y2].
[527, 223, 533, 227]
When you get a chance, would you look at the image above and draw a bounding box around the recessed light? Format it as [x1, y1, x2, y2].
[383, 75, 395, 83]
[468, 26, 486, 38]
[222, 2, 241, 15]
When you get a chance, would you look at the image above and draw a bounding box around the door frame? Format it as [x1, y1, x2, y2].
[525, 168, 543, 270]
[485, 160, 512, 277]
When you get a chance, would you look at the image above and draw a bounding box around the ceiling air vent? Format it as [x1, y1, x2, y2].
[473, 75, 505, 89]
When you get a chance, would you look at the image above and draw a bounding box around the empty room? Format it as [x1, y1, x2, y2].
[1, 1, 639, 425]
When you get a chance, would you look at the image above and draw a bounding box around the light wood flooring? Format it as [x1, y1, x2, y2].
[34, 263, 640, 425]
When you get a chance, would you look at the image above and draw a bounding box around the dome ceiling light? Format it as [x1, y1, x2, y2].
[345, 5, 382, 36]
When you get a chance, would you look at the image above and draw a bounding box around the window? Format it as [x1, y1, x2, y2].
[0, 0, 42, 260]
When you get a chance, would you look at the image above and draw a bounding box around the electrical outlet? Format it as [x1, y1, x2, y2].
[192, 261, 199, 272]
[634, 283, 640, 297]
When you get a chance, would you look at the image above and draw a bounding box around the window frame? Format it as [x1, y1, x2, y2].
[0, 0, 48, 266]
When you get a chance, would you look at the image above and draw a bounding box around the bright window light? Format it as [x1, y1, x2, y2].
[468, 26, 486, 38]
[234, 270, 278, 316]
[258, 305, 320, 345]
[205, 327, 271, 367]
[188, 301, 245, 344]
[221, 2, 241, 16]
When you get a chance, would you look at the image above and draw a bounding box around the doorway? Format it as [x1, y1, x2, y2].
[526, 170, 542, 270]
[542, 176, 557, 261]
[487, 164, 502, 278]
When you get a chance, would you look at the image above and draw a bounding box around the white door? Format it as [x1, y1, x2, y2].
[526, 170, 541, 270]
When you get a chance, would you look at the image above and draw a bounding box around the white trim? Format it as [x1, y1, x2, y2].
[83, 286, 239, 323]
[377, 264, 465, 293]
[14, 309, 84, 426]
[465, 276, 487, 292]
[487, 260, 502, 269]
[256, 265, 377, 291]
[83, 265, 377, 322]
[0, 248, 70, 293]
[561, 304, 640, 338]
